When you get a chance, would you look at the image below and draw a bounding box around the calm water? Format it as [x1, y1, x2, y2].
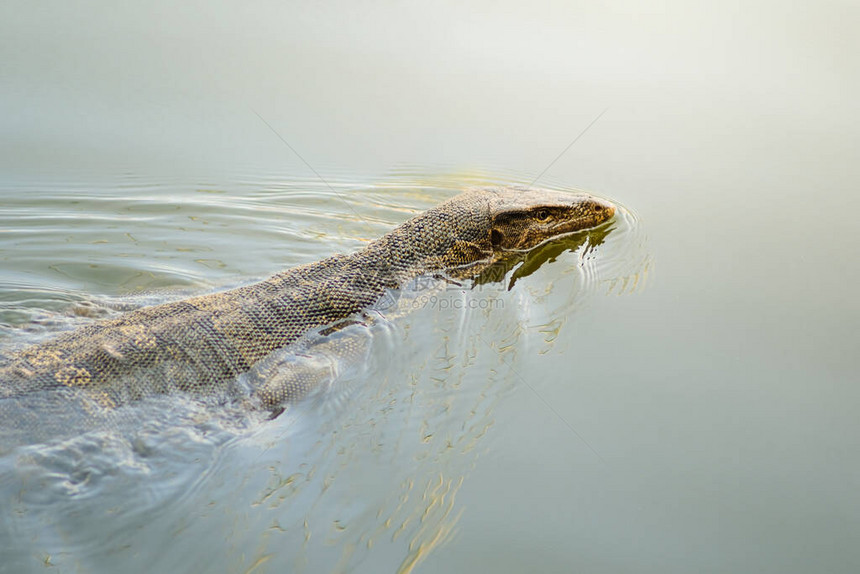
[1, 2, 858, 573]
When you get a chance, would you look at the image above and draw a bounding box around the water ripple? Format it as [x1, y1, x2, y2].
[0, 169, 651, 573]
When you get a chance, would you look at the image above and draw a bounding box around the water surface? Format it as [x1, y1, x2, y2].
[1, 1, 858, 573]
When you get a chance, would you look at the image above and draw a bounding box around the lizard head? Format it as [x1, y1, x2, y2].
[481, 186, 616, 252]
[375, 185, 617, 279]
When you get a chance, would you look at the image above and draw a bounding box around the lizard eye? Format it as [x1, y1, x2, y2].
[490, 228, 504, 247]
[536, 210, 550, 221]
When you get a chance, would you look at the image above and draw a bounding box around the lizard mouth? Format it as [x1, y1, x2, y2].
[545, 196, 617, 240]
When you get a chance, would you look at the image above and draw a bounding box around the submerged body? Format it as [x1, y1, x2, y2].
[0, 186, 614, 416]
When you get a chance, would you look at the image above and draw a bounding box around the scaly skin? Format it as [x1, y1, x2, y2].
[0, 186, 615, 412]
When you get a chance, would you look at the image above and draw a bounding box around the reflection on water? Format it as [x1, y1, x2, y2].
[3, 0, 858, 570]
[0, 172, 648, 573]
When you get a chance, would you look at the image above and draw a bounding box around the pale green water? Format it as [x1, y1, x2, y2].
[1, 1, 859, 573]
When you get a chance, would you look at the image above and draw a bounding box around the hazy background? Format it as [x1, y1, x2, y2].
[1, 1, 858, 573]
